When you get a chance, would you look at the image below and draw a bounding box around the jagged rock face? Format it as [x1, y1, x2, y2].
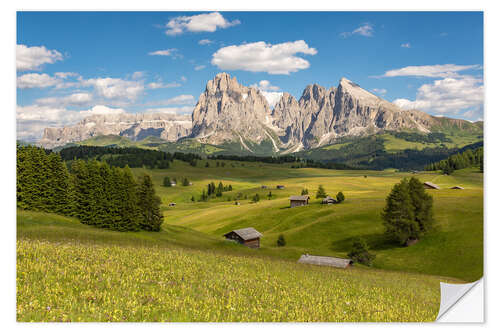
[191, 73, 274, 148]
[39, 113, 192, 148]
[38, 73, 469, 153]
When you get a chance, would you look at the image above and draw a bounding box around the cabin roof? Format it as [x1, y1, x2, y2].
[225, 227, 262, 240]
[290, 195, 310, 201]
[424, 181, 440, 189]
[298, 254, 353, 268]
[451, 186, 464, 189]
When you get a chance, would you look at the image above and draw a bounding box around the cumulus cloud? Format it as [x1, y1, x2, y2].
[194, 65, 206, 71]
[165, 12, 240, 36]
[17, 44, 63, 71]
[145, 106, 194, 114]
[340, 23, 374, 38]
[251, 80, 280, 92]
[148, 49, 182, 59]
[83, 77, 144, 102]
[147, 81, 182, 89]
[401, 43, 411, 48]
[211, 40, 317, 75]
[379, 64, 481, 78]
[250, 80, 283, 107]
[198, 39, 213, 45]
[16, 104, 126, 140]
[17, 73, 61, 89]
[35, 93, 93, 107]
[393, 75, 484, 118]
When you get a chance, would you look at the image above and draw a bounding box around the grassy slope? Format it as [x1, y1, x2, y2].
[17, 210, 448, 322]
[141, 161, 483, 282]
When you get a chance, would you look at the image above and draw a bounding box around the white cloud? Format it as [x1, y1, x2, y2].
[372, 88, 387, 95]
[35, 93, 93, 107]
[147, 81, 182, 89]
[198, 39, 213, 45]
[393, 75, 484, 118]
[145, 106, 194, 114]
[211, 40, 317, 75]
[251, 80, 280, 92]
[164, 94, 195, 105]
[165, 12, 240, 36]
[340, 23, 374, 38]
[180, 76, 187, 82]
[250, 80, 283, 107]
[148, 49, 181, 59]
[54, 72, 78, 79]
[17, 73, 61, 89]
[85, 105, 125, 115]
[380, 64, 481, 78]
[17, 44, 63, 71]
[83, 77, 144, 101]
[401, 43, 411, 48]
[194, 65, 206, 71]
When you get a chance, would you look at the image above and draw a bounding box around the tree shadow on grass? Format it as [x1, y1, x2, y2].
[330, 232, 402, 253]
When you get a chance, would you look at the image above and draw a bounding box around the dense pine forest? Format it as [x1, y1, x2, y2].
[17, 145, 163, 232]
[425, 147, 483, 174]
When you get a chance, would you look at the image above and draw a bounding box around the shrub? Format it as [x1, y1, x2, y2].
[347, 238, 375, 266]
[252, 193, 260, 203]
[163, 176, 171, 187]
[301, 188, 309, 195]
[336, 191, 345, 203]
[277, 234, 286, 247]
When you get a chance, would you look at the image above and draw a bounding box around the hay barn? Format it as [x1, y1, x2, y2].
[321, 196, 336, 204]
[224, 227, 262, 248]
[298, 254, 353, 269]
[423, 181, 440, 189]
[290, 195, 310, 208]
[451, 186, 464, 190]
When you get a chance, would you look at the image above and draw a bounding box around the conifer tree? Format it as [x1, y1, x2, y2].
[163, 176, 171, 187]
[315, 185, 327, 199]
[137, 174, 164, 231]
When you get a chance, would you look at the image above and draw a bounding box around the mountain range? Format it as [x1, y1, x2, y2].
[39, 73, 482, 154]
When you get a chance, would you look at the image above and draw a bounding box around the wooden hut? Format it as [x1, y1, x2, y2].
[168, 202, 176, 207]
[261, 185, 268, 189]
[451, 186, 464, 190]
[423, 181, 440, 190]
[276, 185, 285, 189]
[224, 227, 262, 248]
[321, 196, 337, 204]
[290, 195, 310, 208]
[297, 254, 353, 269]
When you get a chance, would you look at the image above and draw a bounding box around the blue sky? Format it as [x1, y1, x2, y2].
[16, 11, 483, 141]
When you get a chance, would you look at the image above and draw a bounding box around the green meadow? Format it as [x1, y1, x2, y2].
[138, 161, 483, 282]
[17, 159, 483, 321]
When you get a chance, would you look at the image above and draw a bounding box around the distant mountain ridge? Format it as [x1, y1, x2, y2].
[39, 73, 482, 153]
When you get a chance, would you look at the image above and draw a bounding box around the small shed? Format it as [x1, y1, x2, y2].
[224, 227, 262, 248]
[261, 185, 268, 189]
[322, 196, 337, 205]
[168, 202, 176, 207]
[298, 254, 353, 269]
[170, 182, 177, 187]
[451, 186, 464, 190]
[290, 195, 310, 208]
[276, 185, 285, 189]
[423, 181, 440, 190]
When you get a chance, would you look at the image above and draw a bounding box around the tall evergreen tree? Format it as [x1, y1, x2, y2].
[137, 174, 164, 231]
[316, 185, 327, 198]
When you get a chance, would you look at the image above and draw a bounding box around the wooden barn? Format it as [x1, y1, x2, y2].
[423, 181, 440, 190]
[297, 254, 353, 269]
[224, 227, 262, 248]
[451, 186, 464, 190]
[276, 185, 285, 189]
[290, 195, 310, 208]
[321, 196, 337, 204]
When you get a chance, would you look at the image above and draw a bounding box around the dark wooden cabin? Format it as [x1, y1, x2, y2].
[290, 195, 310, 208]
[224, 227, 262, 248]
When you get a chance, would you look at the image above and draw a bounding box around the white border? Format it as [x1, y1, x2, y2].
[2, 1, 499, 331]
